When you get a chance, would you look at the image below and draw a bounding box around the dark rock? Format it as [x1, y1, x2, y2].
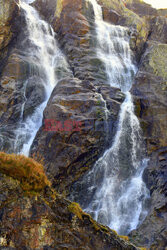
[0, 0, 166, 248]
[148, 16, 167, 44]
[0, 152, 138, 249]
[30, 77, 124, 194]
[34, 0, 107, 83]
[129, 149, 167, 249]
[126, 0, 157, 17]
[0, 0, 21, 73]
[103, 8, 120, 24]
[130, 18, 167, 248]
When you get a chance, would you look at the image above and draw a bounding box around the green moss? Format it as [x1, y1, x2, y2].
[68, 202, 111, 233]
[96, 107, 105, 120]
[68, 202, 84, 220]
[149, 44, 167, 79]
[0, 0, 14, 25]
[111, 229, 118, 235]
[96, 100, 102, 106]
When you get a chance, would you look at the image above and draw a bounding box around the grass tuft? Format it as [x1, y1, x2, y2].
[0, 152, 50, 191]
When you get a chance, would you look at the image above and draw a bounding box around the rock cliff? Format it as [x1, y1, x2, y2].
[30, 0, 125, 194]
[0, 0, 167, 249]
[0, 152, 138, 249]
[130, 14, 167, 249]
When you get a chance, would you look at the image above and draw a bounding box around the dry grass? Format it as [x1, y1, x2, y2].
[0, 152, 50, 191]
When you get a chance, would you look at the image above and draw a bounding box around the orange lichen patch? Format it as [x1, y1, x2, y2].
[0, 152, 50, 191]
[59, 100, 83, 110]
[1, 79, 9, 85]
[71, 90, 81, 95]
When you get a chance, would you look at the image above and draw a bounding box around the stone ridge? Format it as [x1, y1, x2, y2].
[0, 151, 139, 249]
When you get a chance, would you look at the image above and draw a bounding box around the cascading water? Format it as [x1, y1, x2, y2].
[72, 0, 150, 235]
[8, 1, 70, 156]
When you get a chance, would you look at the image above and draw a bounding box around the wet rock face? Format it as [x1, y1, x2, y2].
[0, 7, 48, 153]
[130, 16, 167, 249]
[0, 1, 23, 153]
[98, 0, 149, 61]
[0, 152, 137, 249]
[30, 0, 125, 194]
[0, 0, 166, 248]
[30, 77, 124, 193]
[34, 0, 106, 82]
[30, 1, 166, 248]
[0, 48, 46, 153]
[0, 0, 20, 70]
[130, 149, 167, 249]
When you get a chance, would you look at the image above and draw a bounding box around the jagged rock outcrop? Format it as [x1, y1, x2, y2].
[0, 0, 20, 69]
[0, 152, 138, 249]
[130, 15, 167, 249]
[30, 77, 124, 193]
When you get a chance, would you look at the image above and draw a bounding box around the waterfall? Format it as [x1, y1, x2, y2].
[3, 1, 70, 156]
[73, 0, 150, 235]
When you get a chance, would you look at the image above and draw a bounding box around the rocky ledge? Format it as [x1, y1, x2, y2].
[0, 152, 140, 249]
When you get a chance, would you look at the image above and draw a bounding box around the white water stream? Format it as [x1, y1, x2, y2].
[0, 0, 149, 236]
[12, 1, 70, 156]
[78, 0, 150, 235]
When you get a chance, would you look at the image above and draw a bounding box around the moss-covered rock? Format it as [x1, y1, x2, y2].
[147, 44, 167, 79]
[0, 152, 139, 249]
